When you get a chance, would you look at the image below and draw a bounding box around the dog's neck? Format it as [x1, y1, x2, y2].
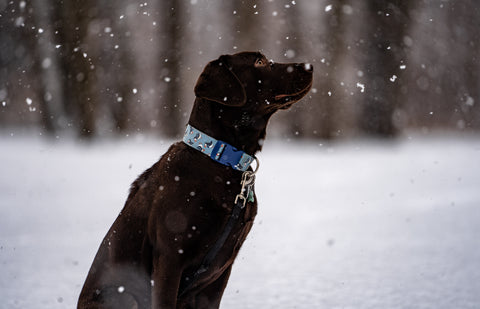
[188, 98, 270, 155]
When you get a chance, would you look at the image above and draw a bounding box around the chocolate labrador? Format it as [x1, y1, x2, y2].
[78, 51, 313, 308]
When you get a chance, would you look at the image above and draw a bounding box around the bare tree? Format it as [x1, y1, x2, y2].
[448, 1, 480, 130]
[401, 0, 479, 132]
[0, 1, 35, 127]
[29, 0, 65, 134]
[313, 0, 350, 139]
[359, 0, 414, 137]
[157, 0, 184, 138]
[0, 0, 59, 132]
[54, 0, 97, 138]
[100, 2, 135, 134]
[281, 0, 308, 137]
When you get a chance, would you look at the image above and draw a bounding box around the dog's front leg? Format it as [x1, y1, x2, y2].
[194, 265, 233, 309]
[151, 256, 182, 309]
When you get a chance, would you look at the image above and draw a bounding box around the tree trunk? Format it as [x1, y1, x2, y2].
[157, 0, 184, 138]
[29, 0, 65, 135]
[0, 0, 59, 132]
[451, 1, 480, 130]
[109, 4, 134, 134]
[282, 0, 308, 137]
[54, 0, 97, 138]
[314, 0, 349, 139]
[360, 0, 413, 137]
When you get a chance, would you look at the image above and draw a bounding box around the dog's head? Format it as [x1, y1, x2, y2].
[190, 51, 313, 153]
[194, 51, 313, 113]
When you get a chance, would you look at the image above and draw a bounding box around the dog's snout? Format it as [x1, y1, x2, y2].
[293, 63, 313, 73]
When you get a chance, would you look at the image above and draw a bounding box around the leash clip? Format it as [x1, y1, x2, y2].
[234, 157, 259, 208]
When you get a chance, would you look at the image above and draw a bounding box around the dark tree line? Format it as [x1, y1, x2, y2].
[0, 0, 479, 139]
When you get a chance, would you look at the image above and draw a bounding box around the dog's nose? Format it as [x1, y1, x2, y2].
[303, 63, 313, 72]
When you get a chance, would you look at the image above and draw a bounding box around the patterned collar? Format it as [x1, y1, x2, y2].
[183, 124, 255, 172]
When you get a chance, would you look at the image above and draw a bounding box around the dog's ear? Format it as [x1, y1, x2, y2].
[194, 55, 246, 106]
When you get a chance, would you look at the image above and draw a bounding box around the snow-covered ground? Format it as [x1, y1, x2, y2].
[1, 133, 479, 309]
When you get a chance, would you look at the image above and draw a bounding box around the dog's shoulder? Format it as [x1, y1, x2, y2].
[125, 142, 189, 204]
[126, 165, 155, 205]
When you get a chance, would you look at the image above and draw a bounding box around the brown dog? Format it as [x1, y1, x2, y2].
[78, 51, 313, 308]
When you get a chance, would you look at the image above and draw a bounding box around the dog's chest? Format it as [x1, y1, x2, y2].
[201, 188, 257, 288]
[233, 204, 256, 252]
[193, 200, 256, 288]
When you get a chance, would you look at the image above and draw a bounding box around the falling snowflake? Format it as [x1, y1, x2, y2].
[465, 96, 475, 106]
[284, 49, 295, 59]
[356, 83, 365, 93]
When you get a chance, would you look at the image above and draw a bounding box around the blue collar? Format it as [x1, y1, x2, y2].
[183, 124, 255, 172]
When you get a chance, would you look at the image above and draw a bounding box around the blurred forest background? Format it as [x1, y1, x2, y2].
[1, 0, 479, 140]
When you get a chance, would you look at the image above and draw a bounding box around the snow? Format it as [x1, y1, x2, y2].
[1, 134, 480, 308]
[356, 82, 365, 93]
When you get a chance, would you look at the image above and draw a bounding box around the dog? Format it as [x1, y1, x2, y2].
[78, 51, 313, 308]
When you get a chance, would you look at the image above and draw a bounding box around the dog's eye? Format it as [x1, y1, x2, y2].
[254, 58, 267, 68]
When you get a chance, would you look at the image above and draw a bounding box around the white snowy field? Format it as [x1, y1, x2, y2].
[1, 133, 479, 309]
